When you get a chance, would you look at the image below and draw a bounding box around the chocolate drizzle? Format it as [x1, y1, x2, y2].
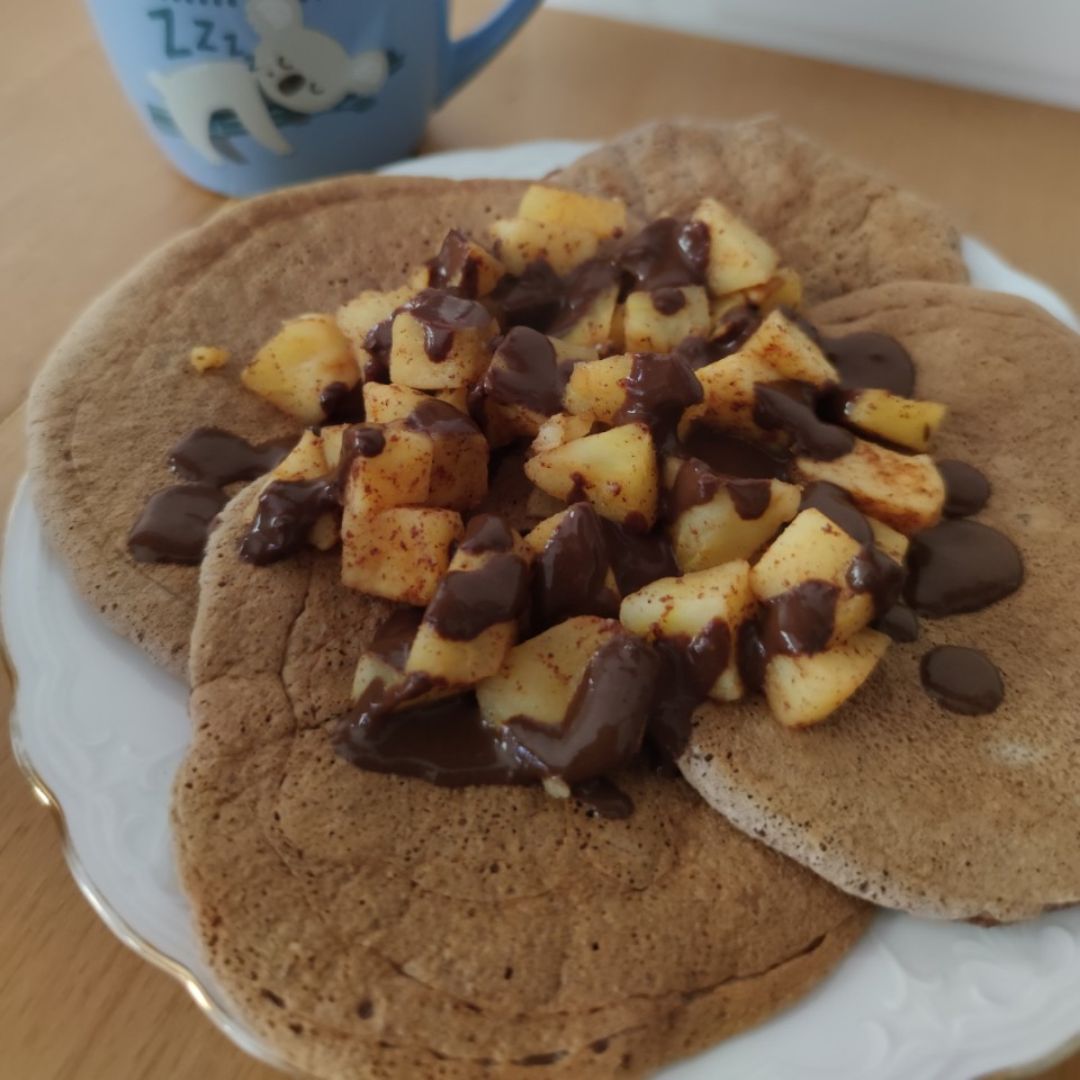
[599, 519, 679, 595]
[402, 289, 492, 361]
[239, 476, 339, 565]
[938, 460, 991, 518]
[491, 261, 564, 331]
[612, 353, 703, 451]
[618, 217, 709, 293]
[666, 457, 771, 521]
[651, 288, 686, 315]
[425, 229, 480, 297]
[403, 397, 481, 438]
[754, 382, 855, 460]
[920, 646, 1004, 715]
[905, 520, 1023, 617]
[167, 427, 294, 487]
[681, 426, 791, 480]
[571, 777, 634, 820]
[548, 258, 620, 336]
[128, 484, 229, 564]
[361, 318, 394, 383]
[319, 381, 365, 424]
[368, 608, 424, 670]
[481, 327, 565, 416]
[532, 504, 620, 629]
[823, 331, 916, 396]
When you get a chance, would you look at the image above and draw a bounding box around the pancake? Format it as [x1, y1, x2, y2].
[680, 282, 1080, 923]
[550, 117, 967, 304]
[173, 485, 870, 1078]
[29, 120, 967, 679]
[28, 176, 526, 678]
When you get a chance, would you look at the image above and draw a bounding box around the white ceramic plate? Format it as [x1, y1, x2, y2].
[7, 140, 1080, 1080]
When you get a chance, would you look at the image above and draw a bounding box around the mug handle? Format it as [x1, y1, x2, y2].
[438, 0, 544, 105]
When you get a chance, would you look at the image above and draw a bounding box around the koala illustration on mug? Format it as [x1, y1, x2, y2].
[149, 0, 390, 164]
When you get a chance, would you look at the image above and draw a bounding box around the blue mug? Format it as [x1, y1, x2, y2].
[84, 0, 543, 196]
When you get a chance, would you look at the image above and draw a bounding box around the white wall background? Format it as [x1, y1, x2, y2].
[546, 0, 1080, 110]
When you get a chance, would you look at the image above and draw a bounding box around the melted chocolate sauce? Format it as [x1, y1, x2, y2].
[425, 229, 479, 297]
[239, 476, 338, 565]
[824, 331, 916, 396]
[548, 258, 620, 336]
[937, 460, 991, 518]
[401, 289, 492, 361]
[680, 426, 791, 480]
[319, 381, 365, 424]
[673, 305, 762, 371]
[666, 458, 771, 521]
[599, 519, 679, 595]
[754, 382, 855, 460]
[873, 602, 920, 643]
[481, 326, 564, 416]
[618, 217, 709, 293]
[920, 646, 1004, 715]
[571, 777, 635, 820]
[651, 288, 686, 315]
[648, 621, 732, 762]
[905, 520, 1023, 617]
[501, 634, 659, 784]
[424, 553, 530, 641]
[403, 397, 482, 438]
[611, 352, 703, 451]
[167, 427, 294, 487]
[460, 513, 515, 554]
[362, 318, 394, 383]
[128, 484, 229, 564]
[532, 503, 620, 629]
[491, 261, 564, 331]
[368, 608, 424, 670]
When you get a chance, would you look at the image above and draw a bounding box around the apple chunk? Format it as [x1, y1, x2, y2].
[841, 389, 947, 452]
[678, 351, 782, 440]
[796, 438, 945, 535]
[563, 354, 633, 423]
[518, 184, 627, 239]
[692, 197, 779, 295]
[341, 506, 462, 605]
[666, 461, 801, 572]
[388, 293, 497, 391]
[411, 229, 505, 297]
[489, 218, 599, 276]
[620, 560, 756, 701]
[363, 382, 429, 425]
[765, 629, 890, 728]
[524, 423, 659, 529]
[529, 411, 599, 455]
[739, 309, 837, 387]
[341, 424, 432, 522]
[476, 616, 621, 730]
[336, 286, 414, 371]
[241, 313, 359, 424]
[623, 286, 711, 353]
[405, 519, 532, 685]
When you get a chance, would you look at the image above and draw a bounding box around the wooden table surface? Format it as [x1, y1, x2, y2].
[3, 3, 1079, 1077]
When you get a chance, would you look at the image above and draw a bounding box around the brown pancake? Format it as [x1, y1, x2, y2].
[550, 117, 967, 304]
[680, 282, 1080, 923]
[173, 486, 870, 1078]
[29, 121, 966, 678]
[28, 176, 526, 678]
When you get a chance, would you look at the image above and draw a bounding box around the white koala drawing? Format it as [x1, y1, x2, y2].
[149, 0, 390, 165]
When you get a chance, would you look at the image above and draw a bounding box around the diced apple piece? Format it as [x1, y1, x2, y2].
[412, 229, 505, 297]
[796, 439, 945, 535]
[765, 628, 890, 728]
[307, 513, 340, 552]
[351, 651, 455, 710]
[669, 473, 801, 572]
[270, 429, 327, 481]
[341, 506, 462, 605]
[336, 286, 413, 368]
[476, 616, 621, 730]
[744, 267, 803, 313]
[489, 217, 599, 276]
[424, 410, 489, 512]
[841, 389, 947, 452]
[623, 286, 711, 353]
[435, 386, 469, 412]
[619, 561, 756, 702]
[525, 423, 659, 529]
[739, 309, 836, 387]
[556, 285, 619, 348]
[530, 411, 599, 455]
[869, 517, 909, 565]
[678, 352, 781, 440]
[388, 302, 496, 391]
[518, 184, 627, 239]
[242, 313, 359, 424]
[363, 382, 429, 424]
[752, 508, 877, 645]
[405, 523, 531, 684]
[341, 424, 432, 522]
[692, 198, 779, 295]
[563, 354, 633, 422]
[320, 425, 348, 470]
[189, 345, 229, 372]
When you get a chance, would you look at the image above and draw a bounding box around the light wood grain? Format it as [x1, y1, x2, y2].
[2, 2, 1079, 1078]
